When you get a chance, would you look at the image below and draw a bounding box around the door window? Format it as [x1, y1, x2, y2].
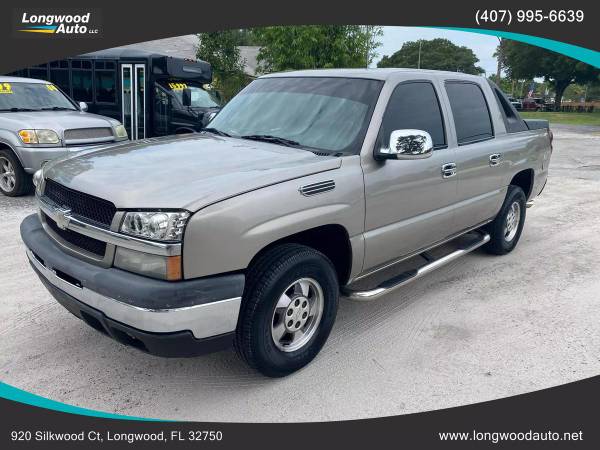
[135, 65, 145, 139]
[445, 82, 494, 145]
[380, 81, 446, 149]
[121, 65, 133, 137]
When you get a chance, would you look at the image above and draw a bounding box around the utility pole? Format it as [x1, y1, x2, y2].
[496, 37, 503, 82]
[417, 40, 422, 69]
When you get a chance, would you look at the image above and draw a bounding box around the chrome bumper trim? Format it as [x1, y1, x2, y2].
[27, 249, 241, 339]
[38, 194, 181, 257]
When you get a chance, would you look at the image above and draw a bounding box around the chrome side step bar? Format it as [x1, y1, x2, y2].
[342, 231, 490, 301]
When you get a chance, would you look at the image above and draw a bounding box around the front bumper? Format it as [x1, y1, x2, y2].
[16, 143, 113, 174]
[21, 214, 244, 357]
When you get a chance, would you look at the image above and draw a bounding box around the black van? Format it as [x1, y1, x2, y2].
[8, 49, 221, 139]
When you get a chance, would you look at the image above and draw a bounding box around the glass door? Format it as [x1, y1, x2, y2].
[134, 64, 146, 139]
[120, 63, 146, 140]
[121, 64, 133, 138]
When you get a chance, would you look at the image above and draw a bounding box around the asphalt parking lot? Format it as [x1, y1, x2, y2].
[1, 124, 599, 422]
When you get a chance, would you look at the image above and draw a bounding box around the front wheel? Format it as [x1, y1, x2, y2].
[0, 149, 32, 197]
[484, 185, 526, 255]
[235, 244, 339, 377]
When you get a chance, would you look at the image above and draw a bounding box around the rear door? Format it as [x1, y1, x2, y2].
[362, 80, 458, 272]
[442, 80, 506, 230]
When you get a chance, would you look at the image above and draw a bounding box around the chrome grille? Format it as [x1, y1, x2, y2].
[44, 213, 107, 257]
[43, 179, 116, 229]
[64, 127, 113, 141]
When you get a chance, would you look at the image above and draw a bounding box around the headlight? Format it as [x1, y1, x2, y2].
[120, 211, 190, 242]
[113, 124, 128, 139]
[18, 129, 60, 144]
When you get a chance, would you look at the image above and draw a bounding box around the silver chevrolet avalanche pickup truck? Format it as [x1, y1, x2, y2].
[21, 69, 552, 377]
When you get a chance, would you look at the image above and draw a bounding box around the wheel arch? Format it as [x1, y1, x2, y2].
[248, 224, 353, 286]
[509, 169, 534, 200]
[0, 140, 25, 167]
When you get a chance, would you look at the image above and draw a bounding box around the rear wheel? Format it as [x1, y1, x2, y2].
[235, 244, 339, 377]
[484, 185, 526, 255]
[0, 149, 32, 197]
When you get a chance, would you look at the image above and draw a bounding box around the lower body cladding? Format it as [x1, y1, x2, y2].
[20, 214, 244, 357]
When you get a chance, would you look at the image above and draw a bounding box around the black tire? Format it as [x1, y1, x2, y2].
[0, 149, 32, 197]
[235, 244, 339, 377]
[484, 185, 526, 255]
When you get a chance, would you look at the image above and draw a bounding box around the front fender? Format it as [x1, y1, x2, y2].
[182, 156, 365, 279]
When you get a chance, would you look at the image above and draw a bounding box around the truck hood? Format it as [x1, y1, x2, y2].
[0, 110, 117, 134]
[43, 134, 342, 211]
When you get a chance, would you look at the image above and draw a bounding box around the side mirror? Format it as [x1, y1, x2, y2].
[376, 129, 433, 160]
[78, 101, 88, 112]
[181, 88, 192, 107]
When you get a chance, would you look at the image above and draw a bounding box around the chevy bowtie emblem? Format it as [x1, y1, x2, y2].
[55, 207, 72, 230]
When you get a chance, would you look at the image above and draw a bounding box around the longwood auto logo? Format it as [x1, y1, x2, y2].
[14, 10, 101, 37]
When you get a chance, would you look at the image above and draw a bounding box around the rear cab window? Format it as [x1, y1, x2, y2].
[488, 81, 528, 133]
[445, 81, 494, 145]
[379, 81, 447, 150]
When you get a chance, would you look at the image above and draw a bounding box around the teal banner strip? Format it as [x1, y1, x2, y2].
[0, 382, 161, 421]
[435, 27, 600, 68]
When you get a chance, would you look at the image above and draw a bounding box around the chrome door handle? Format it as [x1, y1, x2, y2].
[489, 153, 502, 166]
[441, 162, 457, 179]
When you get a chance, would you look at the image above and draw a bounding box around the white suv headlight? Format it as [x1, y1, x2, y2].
[120, 211, 190, 242]
[18, 129, 60, 145]
[113, 124, 128, 139]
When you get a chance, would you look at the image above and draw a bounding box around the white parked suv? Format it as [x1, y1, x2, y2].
[0, 76, 128, 196]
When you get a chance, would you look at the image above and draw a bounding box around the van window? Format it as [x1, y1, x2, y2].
[49, 61, 70, 95]
[445, 81, 494, 145]
[28, 64, 48, 81]
[95, 66, 116, 104]
[380, 81, 446, 149]
[72, 69, 93, 102]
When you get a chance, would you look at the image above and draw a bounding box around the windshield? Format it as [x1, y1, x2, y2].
[208, 77, 383, 154]
[0, 82, 76, 111]
[161, 81, 221, 108]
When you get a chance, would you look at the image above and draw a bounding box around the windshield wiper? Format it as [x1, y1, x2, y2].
[201, 127, 231, 137]
[0, 107, 39, 112]
[241, 134, 301, 148]
[40, 106, 75, 111]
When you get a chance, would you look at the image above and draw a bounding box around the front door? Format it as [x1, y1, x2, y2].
[121, 63, 146, 140]
[362, 80, 458, 273]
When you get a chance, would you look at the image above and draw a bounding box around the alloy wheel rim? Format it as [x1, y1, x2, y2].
[503, 201, 521, 242]
[271, 277, 324, 352]
[0, 157, 16, 192]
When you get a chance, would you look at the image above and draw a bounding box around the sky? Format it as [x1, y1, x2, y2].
[375, 26, 500, 76]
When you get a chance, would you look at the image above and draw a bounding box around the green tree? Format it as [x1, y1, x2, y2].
[487, 74, 513, 94]
[501, 40, 600, 108]
[197, 31, 251, 101]
[378, 38, 484, 75]
[253, 25, 382, 73]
